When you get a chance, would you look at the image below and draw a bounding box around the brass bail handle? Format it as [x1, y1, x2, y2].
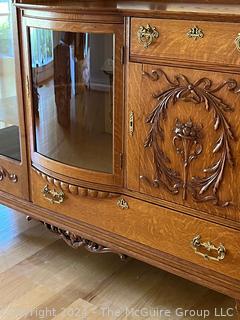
[191, 235, 226, 262]
[137, 24, 159, 48]
[42, 185, 65, 204]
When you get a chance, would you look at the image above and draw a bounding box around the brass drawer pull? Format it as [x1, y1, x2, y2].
[235, 33, 240, 51]
[137, 24, 159, 48]
[42, 185, 65, 204]
[117, 198, 129, 209]
[187, 26, 204, 40]
[191, 235, 226, 262]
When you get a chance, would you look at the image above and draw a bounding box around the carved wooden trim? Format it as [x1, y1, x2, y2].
[26, 216, 126, 260]
[0, 167, 18, 183]
[34, 169, 118, 199]
[43, 222, 127, 259]
[143, 69, 239, 207]
[173, 119, 203, 201]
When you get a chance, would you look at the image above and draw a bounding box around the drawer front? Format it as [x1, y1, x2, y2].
[130, 18, 240, 66]
[31, 169, 240, 280]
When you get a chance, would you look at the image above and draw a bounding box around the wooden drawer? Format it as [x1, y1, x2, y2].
[130, 18, 240, 66]
[31, 169, 240, 281]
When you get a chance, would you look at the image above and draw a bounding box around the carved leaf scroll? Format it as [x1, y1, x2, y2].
[0, 167, 18, 183]
[143, 69, 239, 207]
[42, 221, 127, 260]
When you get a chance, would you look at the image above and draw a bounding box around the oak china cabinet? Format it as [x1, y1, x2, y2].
[1, 0, 240, 315]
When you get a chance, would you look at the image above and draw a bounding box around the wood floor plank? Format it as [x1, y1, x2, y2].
[0, 222, 128, 319]
[0, 224, 57, 273]
[18, 253, 128, 320]
[53, 298, 114, 320]
[0, 206, 38, 236]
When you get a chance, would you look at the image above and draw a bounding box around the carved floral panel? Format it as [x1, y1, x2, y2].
[138, 65, 240, 218]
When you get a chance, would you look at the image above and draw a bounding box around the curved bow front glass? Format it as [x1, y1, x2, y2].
[30, 29, 114, 173]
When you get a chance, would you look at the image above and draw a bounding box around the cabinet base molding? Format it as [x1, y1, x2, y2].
[26, 216, 127, 260]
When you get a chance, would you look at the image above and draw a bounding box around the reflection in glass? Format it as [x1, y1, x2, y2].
[0, 0, 21, 161]
[30, 29, 114, 173]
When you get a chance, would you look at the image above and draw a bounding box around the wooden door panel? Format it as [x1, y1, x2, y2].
[127, 63, 240, 222]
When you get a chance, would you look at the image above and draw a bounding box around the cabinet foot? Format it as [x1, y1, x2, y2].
[26, 216, 127, 260]
[236, 300, 240, 320]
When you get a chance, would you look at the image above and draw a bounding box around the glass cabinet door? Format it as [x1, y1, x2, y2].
[0, 0, 21, 161]
[0, 1, 29, 200]
[29, 29, 115, 174]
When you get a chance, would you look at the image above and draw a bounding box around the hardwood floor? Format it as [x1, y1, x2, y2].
[0, 205, 237, 319]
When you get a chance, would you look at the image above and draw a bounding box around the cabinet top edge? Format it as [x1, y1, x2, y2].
[13, 1, 240, 19]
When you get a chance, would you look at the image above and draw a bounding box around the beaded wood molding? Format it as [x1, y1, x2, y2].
[34, 169, 119, 199]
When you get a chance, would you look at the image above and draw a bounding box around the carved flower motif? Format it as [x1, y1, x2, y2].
[174, 119, 202, 140]
[143, 68, 238, 206]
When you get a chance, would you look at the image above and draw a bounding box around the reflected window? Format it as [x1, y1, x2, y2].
[0, 0, 21, 161]
[30, 29, 114, 173]
[30, 29, 53, 67]
[0, 0, 13, 57]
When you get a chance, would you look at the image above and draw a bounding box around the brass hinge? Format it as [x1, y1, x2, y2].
[120, 153, 124, 170]
[120, 46, 125, 65]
